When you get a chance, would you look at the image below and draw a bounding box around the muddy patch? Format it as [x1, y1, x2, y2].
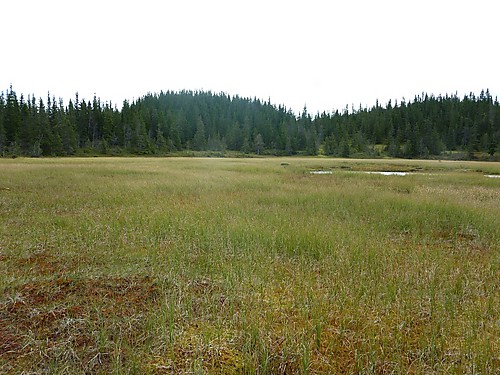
[0, 275, 159, 372]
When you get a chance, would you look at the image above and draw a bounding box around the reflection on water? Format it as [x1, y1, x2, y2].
[309, 170, 333, 175]
[366, 171, 408, 176]
[309, 170, 500, 178]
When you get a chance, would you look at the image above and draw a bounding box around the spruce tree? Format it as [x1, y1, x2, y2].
[4, 86, 21, 150]
[0, 93, 5, 155]
[193, 117, 206, 151]
[37, 98, 52, 156]
[254, 133, 264, 155]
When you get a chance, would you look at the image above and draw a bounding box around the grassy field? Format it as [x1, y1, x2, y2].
[1, 157, 499, 374]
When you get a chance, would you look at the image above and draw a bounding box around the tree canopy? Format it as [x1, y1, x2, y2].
[1, 87, 499, 159]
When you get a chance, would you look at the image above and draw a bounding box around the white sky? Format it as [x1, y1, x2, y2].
[1, 0, 499, 115]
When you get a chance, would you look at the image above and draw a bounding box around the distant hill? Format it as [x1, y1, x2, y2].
[1, 87, 498, 159]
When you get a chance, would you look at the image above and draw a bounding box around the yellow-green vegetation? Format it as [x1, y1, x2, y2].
[1, 157, 499, 374]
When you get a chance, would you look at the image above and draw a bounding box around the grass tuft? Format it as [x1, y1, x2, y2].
[1, 157, 499, 373]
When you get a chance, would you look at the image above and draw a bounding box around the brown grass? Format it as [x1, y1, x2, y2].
[1, 272, 158, 373]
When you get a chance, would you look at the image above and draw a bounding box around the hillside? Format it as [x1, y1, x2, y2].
[1, 87, 499, 159]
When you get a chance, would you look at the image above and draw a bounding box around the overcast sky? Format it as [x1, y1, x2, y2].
[2, 0, 499, 115]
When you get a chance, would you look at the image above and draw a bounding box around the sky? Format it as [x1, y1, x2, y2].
[2, 0, 499, 115]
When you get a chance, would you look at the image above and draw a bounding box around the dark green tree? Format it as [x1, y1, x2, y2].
[4, 86, 21, 150]
[192, 116, 207, 151]
[0, 93, 5, 154]
[254, 133, 264, 155]
[2, 87, 499, 159]
[37, 98, 53, 156]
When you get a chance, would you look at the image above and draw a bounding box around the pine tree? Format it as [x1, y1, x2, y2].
[193, 117, 206, 151]
[1, 88, 499, 159]
[91, 95, 101, 148]
[323, 135, 336, 156]
[18, 94, 32, 154]
[0, 92, 5, 155]
[4, 86, 21, 150]
[155, 127, 168, 153]
[37, 98, 53, 156]
[49, 98, 65, 155]
[254, 133, 264, 155]
[130, 117, 150, 154]
[63, 99, 78, 155]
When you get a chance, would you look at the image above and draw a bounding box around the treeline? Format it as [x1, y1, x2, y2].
[0, 87, 499, 158]
[318, 90, 499, 159]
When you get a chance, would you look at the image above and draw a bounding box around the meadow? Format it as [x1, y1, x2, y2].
[0, 157, 499, 374]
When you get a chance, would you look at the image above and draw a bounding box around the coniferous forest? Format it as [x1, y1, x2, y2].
[0, 86, 499, 159]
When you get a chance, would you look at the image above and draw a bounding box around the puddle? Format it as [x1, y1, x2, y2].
[309, 170, 500, 178]
[366, 171, 409, 176]
[309, 170, 409, 176]
[310, 170, 332, 175]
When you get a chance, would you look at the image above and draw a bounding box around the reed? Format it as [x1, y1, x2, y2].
[1, 157, 499, 373]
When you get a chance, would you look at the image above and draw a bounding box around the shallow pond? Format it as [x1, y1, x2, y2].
[309, 170, 333, 175]
[366, 171, 409, 176]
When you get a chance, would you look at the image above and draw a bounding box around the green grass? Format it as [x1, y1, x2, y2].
[1, 157, 499, 374]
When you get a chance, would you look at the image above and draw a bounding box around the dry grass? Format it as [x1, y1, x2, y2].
[0, 157, 499, 374]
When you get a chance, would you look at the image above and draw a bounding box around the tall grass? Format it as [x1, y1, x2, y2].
[1, 157, 499, 373]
